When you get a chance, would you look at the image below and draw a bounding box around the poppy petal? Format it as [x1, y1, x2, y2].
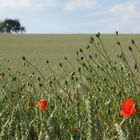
[120, 98, 139, 117]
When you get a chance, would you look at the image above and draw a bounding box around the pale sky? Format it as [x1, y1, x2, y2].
[0, 0, 140, 33]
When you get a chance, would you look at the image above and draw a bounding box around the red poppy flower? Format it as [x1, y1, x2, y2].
[71, 128, 78, 135]
[0, 75, 5, 80]
[120, 98, 139, 117]
[29, 101, 35, 109]
[71, 89, 78, 97]
[38, 99, 48, 110]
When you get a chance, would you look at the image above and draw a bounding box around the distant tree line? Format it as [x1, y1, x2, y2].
[0, 19, 26, 34]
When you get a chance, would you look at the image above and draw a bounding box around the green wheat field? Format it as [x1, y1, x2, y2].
[0, 34, 140, 140]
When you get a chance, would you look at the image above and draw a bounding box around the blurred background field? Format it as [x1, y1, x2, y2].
[0, 34, 140, 74]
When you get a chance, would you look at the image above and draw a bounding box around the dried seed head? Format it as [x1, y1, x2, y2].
[38, 77, 41, 81]
[22, 56, 26, 60]
[79, 48, 83, 53]
[59, 63, 62, 67]
[116, 31, 119, 36]
[98, 88, 101, 92]
[48, 80, 53, 85]
[127, 73, 131, 77]
[53, 77, 56, 81]
[96, 32, 100, 38]
[90, 36, 94, 41]
[113, 66, 117, 70]
[86, 45, 90, 49]
[104, 77, 107, 81]
[101, 68, 104, 71]
[70, 71, 76, 76]
[39, 83, 43, 87]
[90, 40, 93, 44]
[120, 53, 125, 60]
[128, 46, 132, 51]
[78, 67, 81, 72]
[97, 65, 100, 68]
[75, 77, 78, 82]
[46, 60, 49, 64]
[65, 80, 68, 86]
[120, 66, 123, 71]
[12, 76, 17, 81]
[134, 64, 138, 69]
[117, 41, 121, 45]
[89, 55, 92, 59]
[2, 72, 5, 77]
[81, 56, 84, 60]
[95, 53, 97, 58]
[82, 63, 86, 67]
[64, 56, 68, 61]
[71, 76, 74, 80]
[76, 51, 79, 55]
[131, 39, 135, 45]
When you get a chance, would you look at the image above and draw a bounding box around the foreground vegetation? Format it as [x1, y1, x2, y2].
[0, 33, 140, 139]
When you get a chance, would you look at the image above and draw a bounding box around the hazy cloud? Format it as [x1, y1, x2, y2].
[84, 1, 140, 33]
[107, 2, 140, 32]
[64, 0, 98, 11]
[0, 0, 58, 8]
[109, 3, 137, 16]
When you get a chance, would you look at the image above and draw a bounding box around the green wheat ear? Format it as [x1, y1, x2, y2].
[115, 123, 126, 140]
[75, 90, 81, 129]
[85, 93, 94, 140]
[15, 124, 21, 140]
[0, 116, 11, 139]
[8, 108, 17, 139]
